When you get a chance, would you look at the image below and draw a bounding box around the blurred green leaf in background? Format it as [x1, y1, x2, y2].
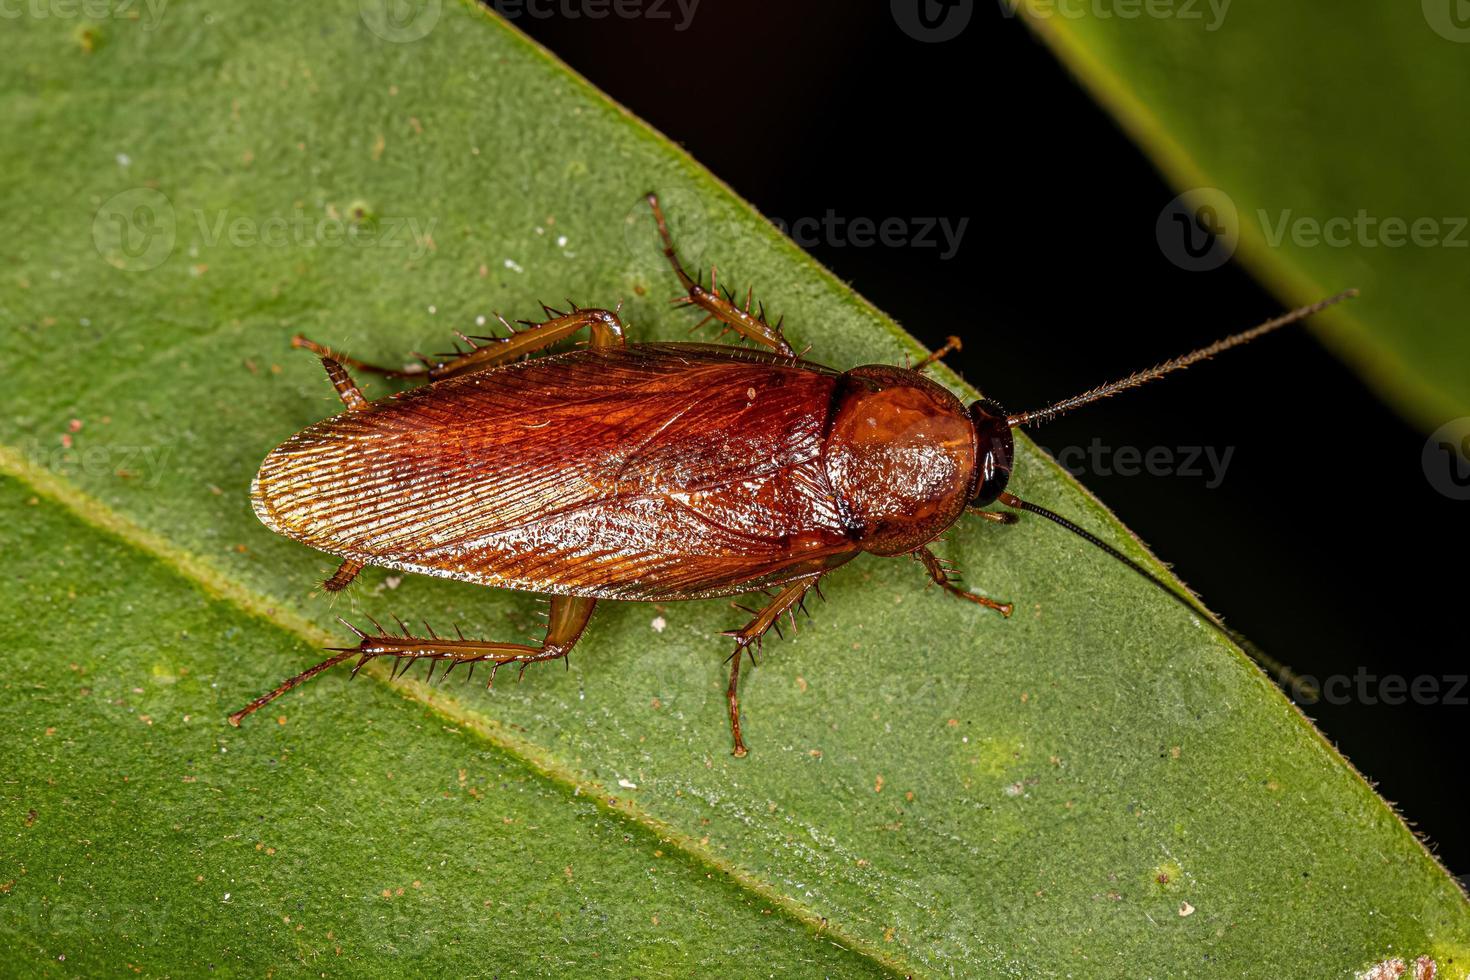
[1008, 0, 1470, 430]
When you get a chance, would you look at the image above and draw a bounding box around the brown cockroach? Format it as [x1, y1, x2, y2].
[231, 192, 1356, 756]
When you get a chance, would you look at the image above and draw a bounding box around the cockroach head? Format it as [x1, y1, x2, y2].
[967, 399, 1014, 507]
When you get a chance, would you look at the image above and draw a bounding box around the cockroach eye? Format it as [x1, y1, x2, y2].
[968, 399, 1014, 507]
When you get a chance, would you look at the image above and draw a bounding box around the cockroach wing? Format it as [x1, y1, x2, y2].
[253, 343, 859, 600]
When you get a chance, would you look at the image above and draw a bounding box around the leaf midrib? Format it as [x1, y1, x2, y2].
[0, 441, 912, 979]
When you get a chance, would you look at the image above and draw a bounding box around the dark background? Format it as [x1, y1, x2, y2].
[506, 1, 1467, 876]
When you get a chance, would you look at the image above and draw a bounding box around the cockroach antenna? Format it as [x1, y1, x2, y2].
[991, 288, 1361, 572]
[1004, 289, 1359, 429]
[988, 290, 1358, 692]
[993, 489, 1231, 647]
[999, 482, 1315, 693]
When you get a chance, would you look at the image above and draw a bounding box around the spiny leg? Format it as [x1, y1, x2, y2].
[292, 305, 627, 384]
[915, 546, 1012, 617]
[322, 558, 364, 593]
[645, 192, 795, 357]
[722, 576, 821, 758]
[425, 305, 626, 379]
[295, 337, 425, 379]
[321, 357, 370, 411]
[346, 594, 598, 683]
[226, 650, 359, 726]
[227, 595, 597, 726]
[312, 362, 371, 593]
[913, 336, 962, 373]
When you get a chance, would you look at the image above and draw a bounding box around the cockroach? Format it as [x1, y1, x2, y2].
[231, 192, 1356, 756]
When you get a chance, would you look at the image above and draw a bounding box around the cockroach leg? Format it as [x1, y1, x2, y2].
[427, 306, 626, 380]
[353, 595, 598, 683]
[720, 576, 821, 758]
[292, 334, 428, 379]
[322, 558, 365, 593]
[227, 596, 598, 727]
[913, 336, 962, 373]
[293, 306, 626, 386]
[966, 507, 1019, 525]
[227, 650, 359, 727]
[320, 358, 370, 412]
[915, 547, 1012, 617]
[645, 192, 796, 358]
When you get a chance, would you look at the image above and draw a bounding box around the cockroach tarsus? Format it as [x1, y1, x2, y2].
[232, 191, 1358, 757]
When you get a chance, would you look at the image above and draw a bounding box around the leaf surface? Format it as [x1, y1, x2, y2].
[2, 1, 1466, 975]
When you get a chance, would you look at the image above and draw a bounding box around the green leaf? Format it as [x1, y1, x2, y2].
[0, 476, 885, 974]
[1006, 0, 1470, 428]
[2, 1, 1466, 975]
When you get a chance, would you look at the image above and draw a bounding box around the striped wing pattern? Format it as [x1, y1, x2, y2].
[253, 344, 859, 599]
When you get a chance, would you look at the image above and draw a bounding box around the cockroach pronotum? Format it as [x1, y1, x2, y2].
[231, 192, 1357, 756]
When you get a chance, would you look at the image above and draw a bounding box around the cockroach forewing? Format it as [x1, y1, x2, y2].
[253, 344, 859, 600]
